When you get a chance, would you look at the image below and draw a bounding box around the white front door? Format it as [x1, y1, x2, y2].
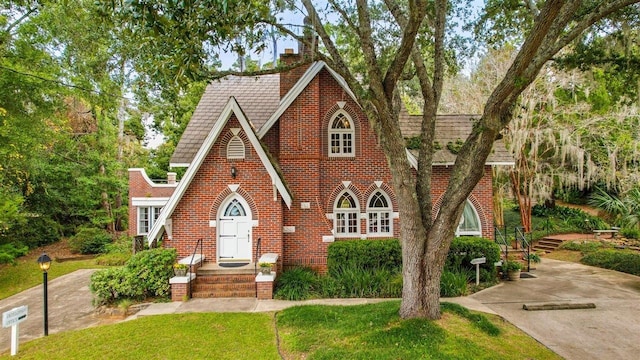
[218, 197, 252, 261]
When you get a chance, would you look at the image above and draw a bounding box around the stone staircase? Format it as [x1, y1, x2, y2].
[191, 264, 257, 298]
[532, 236, 565, 253]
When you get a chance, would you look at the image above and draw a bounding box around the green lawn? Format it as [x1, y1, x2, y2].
[1, 301, 561, 360]
[0, 258, 103, 300]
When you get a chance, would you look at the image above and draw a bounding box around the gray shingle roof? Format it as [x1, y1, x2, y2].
[171, 70, 513, 166]
[400, 112, 513, 165]
[170, 75, 280, 165]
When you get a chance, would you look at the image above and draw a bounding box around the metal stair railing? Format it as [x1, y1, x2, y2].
[494, 225, 509, 263]
[188, 238, 203, 298]
[514, 226, 532, 272]
[254, 237, 262, 298]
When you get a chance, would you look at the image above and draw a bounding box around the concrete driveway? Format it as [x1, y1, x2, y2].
[470, 258, 640, 360]
[0, 269, 112, 354]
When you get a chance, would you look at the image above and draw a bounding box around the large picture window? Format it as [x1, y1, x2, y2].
[138, 206, 163, 235]
[334, 191, 359, 236]
[367, 190, 392, 236]
[328, 112, 354, 157]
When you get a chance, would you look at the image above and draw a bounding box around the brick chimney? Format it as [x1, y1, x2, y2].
[279, 17, 317, 97]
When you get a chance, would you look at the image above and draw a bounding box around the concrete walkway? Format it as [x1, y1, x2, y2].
[2, 260, 640, 359]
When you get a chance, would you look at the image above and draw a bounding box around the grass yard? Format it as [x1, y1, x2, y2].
[0, 301, 561, 360]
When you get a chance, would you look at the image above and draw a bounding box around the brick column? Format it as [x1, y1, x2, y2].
[255, 273, 276, 300]
[170, 273, 195, 302]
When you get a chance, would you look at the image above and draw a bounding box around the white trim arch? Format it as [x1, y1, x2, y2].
[333, 190, 360, 237]
[456, 200, 482, 237]
[328, 110, 355, 157]
[366, 190, 392, 236]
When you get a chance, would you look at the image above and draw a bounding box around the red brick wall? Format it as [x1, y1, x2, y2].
[163, 115, 283, 263]
[127, 169, 177, 237]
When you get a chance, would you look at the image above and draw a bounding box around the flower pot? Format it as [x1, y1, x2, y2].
[260, 266, 271, 275]
[508, 269, 521, 281]
[174, 268, 187, 277]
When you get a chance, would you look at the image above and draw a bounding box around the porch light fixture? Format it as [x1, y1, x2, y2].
[231, 166, 237, 179]
[37, 252, 52, 336]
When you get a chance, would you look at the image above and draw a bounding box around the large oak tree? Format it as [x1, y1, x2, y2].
[110, 0, 640, 319]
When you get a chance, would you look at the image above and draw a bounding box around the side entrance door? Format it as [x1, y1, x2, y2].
[218, 197, 252, 261]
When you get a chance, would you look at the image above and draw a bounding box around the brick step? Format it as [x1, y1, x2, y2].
[192, 282, 255, 292]
[191, 289, 256, 298]
[195, 274, 256, 284]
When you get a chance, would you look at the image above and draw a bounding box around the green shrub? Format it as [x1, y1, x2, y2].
[559, 241, 605, 253]
[447, 236, 500, 282]
[440, 268, 470, 297]
[329, 266, 400, 298]
[274, 267, 318, 300]
[89, 248, 177, 305]
[327, 239, 401, 276]
[0, 243, 29, 264]
[95, 253, 131, 266]
[69, 227, 113, 254]
[621, 228, 640, 239]
[5, 216, 62, 248]
[581, 250, 640, 276]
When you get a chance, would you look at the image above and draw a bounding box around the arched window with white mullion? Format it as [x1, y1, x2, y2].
[367, 190, 392, 236]
[334, 191, 360, 237]
[328, 111, 354, 157]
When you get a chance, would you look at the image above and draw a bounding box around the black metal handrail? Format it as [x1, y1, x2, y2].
[254, 237, 262, 275]
[188, 238, 203, 297]
[254, 237, 262, 298]
[494, 225, 509, 263]
[514, 227, 532, 272]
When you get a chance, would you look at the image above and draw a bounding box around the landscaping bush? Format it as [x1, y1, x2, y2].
[559, 240, 605, 253]
[0, 243, 29, 264]
[440, 268, 471, 297]
[69, 226, 113, 254]
[329, 266, 401, 298]
[446, 236, 500, 281]
[90, 248, 176, 305]
[581, 250, 640, 276]
[621, 228, 640, 240]
[274, 267, 318, 300]
[327, 238, 401, 276]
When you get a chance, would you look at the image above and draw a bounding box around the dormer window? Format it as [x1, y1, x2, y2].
[328, 112, 354, 157]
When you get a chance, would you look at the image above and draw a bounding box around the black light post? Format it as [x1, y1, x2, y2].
[37, 252, 51, 336]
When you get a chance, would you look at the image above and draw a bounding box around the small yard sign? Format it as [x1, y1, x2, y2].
[3, 305, 28, 356]
[470, 257, 487, 286]
[2, 306, 28, 328]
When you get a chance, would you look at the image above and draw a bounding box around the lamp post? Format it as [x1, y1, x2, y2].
[37, 252, 51, 336]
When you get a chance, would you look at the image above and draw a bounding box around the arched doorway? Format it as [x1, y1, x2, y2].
[218, 195, 252, 262]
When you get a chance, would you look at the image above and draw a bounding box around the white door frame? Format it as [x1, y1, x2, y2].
[217, 195, 253, 262]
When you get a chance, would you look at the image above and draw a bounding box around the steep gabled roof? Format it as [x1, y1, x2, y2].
[399, 112, 514, 166]
[171, 75, 280, 167]
[148, 97, 293, 244]
[256, 61, 357, 138]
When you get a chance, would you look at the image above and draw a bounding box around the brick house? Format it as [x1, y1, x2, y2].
[128, 49, 513, 300]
